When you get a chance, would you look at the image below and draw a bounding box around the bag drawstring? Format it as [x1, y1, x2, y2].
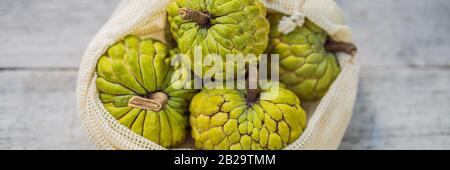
[276, 0, 307, 35]
[279, 12, 305, 35]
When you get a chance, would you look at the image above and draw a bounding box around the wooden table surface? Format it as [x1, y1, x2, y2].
[0, 0, 449, 150]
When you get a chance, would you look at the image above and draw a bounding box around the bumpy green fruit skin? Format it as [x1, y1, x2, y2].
[167, 0, 270, 78]
[96, 35, 197, 148]
[189, 87, 307, 150]
[267, 13, 341, 101]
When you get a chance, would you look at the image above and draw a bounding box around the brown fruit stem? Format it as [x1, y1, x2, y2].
[128, 92, 168, 112]
[246, 88, 261, 105]
[179, 8, 211, 27]
[246, 66, 260, 105]
[325, 39, 358, 56]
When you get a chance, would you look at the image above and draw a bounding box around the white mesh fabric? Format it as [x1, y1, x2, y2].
[76, 0, 360, 150]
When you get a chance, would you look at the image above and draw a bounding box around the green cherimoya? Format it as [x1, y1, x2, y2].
[189, 85, 307, 150]
[167, 0, 270, 78]
[267, 13, 341, 101]
[95, 35, 197, 148]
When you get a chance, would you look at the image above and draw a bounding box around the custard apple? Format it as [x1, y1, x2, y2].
[189, 86, 307, 150]
[96, 35, 197, 148]
[167, 0, 270, 79]
[267, 13, 341, 101]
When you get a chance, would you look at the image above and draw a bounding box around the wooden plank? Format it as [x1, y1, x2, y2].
[1, 68, 449, 149]
[340, 67, 450, 150]
[337, 0, 450, 67]
[0, 0, 120, 68]
[0, 69, 94, 149]
[1, 0, 449, 68]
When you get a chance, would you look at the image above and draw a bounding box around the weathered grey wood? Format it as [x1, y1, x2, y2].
[337, 0, 450, 67]
[1, 68, 448, 149]
[341, 67, 450, 150]
[1, 0, 450, 150]
[1, 0, 449, 68]
[0, 0, 120, 68]
[0, 70, 94, 149]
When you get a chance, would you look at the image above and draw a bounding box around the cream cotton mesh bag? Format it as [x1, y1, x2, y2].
[76, 0, 360, 150]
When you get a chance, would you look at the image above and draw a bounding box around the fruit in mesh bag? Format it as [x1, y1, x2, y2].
[267, 13, 343, 101]
[96, 35, 197, 148]
[167, 0, 270, 78]
[189, 83, 307, 150]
